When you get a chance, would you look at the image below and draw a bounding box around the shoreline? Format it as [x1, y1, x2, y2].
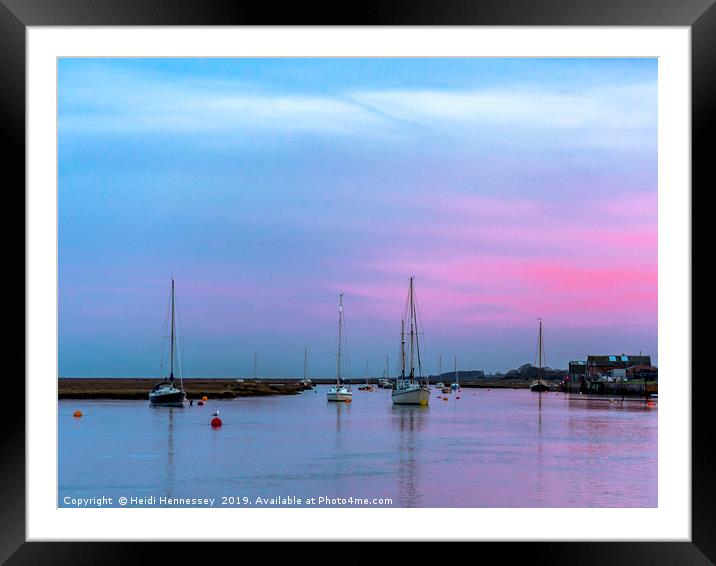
[58, 378, 310, 400]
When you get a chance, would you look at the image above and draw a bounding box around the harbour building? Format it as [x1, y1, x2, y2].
[587, 354, 652, 381]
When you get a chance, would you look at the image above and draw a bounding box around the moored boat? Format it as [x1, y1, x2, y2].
[451, 356, 460, 390]
[327, 293, 353, 403]
[358, 359, 374, 391]
[149, 278, 186, 407]
[530, 318, 549, 392]
[392, 277, 430, 406]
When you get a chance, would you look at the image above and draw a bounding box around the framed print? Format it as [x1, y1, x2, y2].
[5, 0, 710, 563]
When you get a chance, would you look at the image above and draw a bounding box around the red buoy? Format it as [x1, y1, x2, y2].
[211, 417, 222, 428]
[73, 410, 82, 418]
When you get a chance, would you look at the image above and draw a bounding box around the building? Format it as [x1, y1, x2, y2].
[587, 354, 652, 380]
[626, 363, 658, 381]
[568, 361, 587, 383]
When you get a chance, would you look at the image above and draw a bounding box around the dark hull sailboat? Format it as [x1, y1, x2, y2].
[530, 318, 549, 393]
[149, 278, 186, 407]
[149, 385, 186, 406]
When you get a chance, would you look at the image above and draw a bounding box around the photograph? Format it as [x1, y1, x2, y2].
[57, 56, 659, 510]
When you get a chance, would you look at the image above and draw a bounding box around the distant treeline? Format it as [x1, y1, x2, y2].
[429, 363, 567, 382]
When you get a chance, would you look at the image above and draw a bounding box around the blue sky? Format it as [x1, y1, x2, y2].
[58, 58, 657, 377]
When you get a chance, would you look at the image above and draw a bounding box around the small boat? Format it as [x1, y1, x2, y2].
[149, 278, 186, 407]
[435, 354, 445, 389]
[358, 359, 374, 391]
[301, 348, 314, 388]
[377, 356, 392, 388]
[392, 277, 430, 406]
[530, 318, 549, 393]
[327, 293, 353, 403]
[451, 356, 460, 390]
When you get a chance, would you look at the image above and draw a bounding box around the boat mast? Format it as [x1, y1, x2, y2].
[253, 352, 258, 380]
[337, 293, 343, 385]
[454, 356, 458, 385]
[400, 318, 406, 379]
[411, 276, 424, 383]
[409, 277, 415, 381]
[538, 318, 543, 384]
[304, 347, 308, 381]
[169, 278, 175, 382]
[439, 353, 442, 379]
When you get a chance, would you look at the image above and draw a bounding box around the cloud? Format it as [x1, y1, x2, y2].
[350, 83, 656, 149]
[59, 63, 656, 151]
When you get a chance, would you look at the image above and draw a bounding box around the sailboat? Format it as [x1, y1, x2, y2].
[435, 353, 445, 388]
[530, 318, 549, 392]
[451, 356, 460, 390]
[358, 359, 374, 391]
[301, 347, 313, 388]
[327, 293, 353, 402]
[392, 277, 430, 406]
[378, 356, 392, 388]
[149, 278, 186, 407]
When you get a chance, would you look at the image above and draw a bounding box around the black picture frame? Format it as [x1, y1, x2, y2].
[4, 1, 708, 563]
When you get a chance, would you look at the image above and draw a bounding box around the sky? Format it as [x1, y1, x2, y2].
[58, 58, 658, 377]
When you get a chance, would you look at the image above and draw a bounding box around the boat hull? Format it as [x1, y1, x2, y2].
[149, 390, 186, 406]
[327, 392, 353, 402]
[392, 386, 430, 406]
[327, 384, 353, 402]
[530, 381, 549, 392]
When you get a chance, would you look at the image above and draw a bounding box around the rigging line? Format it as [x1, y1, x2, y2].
[414, 289, 423, 379]
[413, 285, 427, 378]
[159, 287, 172, 376]
[174, 292, 185, 380]
[342, 305, 352, 379]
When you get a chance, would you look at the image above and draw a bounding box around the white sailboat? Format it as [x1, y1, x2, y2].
[149, 278, 186, 407]
[451, 356, 460, 390]
[392, 277, 430, 406]
[378, 355, 392, 388]
[435, 353, 445, 388]
[327, 293, 353, 402]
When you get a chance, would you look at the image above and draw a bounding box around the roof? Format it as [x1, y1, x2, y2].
[587, 355, 651, 366]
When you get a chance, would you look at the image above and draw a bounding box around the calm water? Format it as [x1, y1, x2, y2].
[59, 387, 657, 508]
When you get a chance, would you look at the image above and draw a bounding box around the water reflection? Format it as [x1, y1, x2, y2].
[149, 406, 177, 499]
[537, 392, 543, 433]
[60, 389, 657, 508]
[166, 408, 175, 498]
[392, 405, 428, 507]
[535, 393, 544, 505]
[330, 401, 350, 496]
